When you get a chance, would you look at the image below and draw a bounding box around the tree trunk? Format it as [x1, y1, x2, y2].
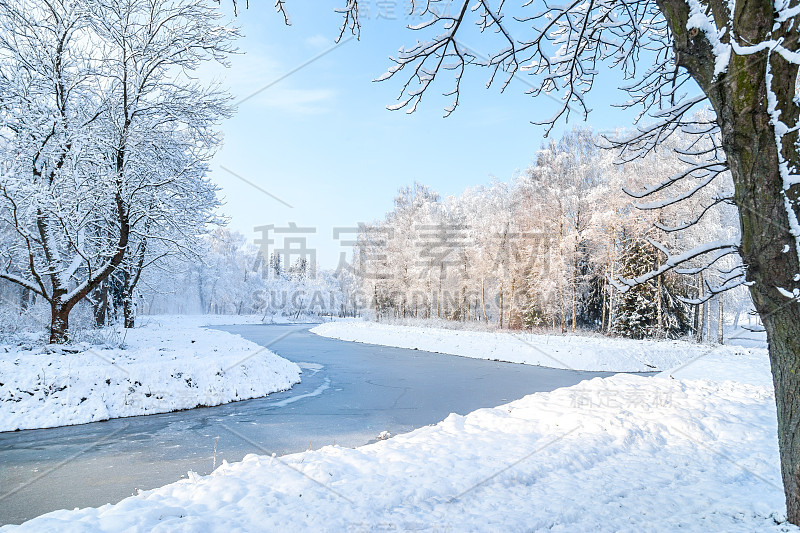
[481, 278, 488, 322]
[122, 269, 135, 328]
[197, 271, 207, 314]
[93, 281, 108, 327]
[510, 278, 516, 329]
[499, 289, 504, 329]
[461, 286, 467, 322]
[19, 286, 31, 314]
[571, 277, 576, 332]
[602, 233, 611, 331]
[123, 298, 135, 328]
[601, 280, 607, 332]
[121, 288, 134, 327]
[606, 255, 615, 333]
[437, 267, 442, 318]
[50, 302, 70, 344]
[761, 303, 800, 522]
[657, 0, 800, 519]
[656, 274, 662, 337]
[696, 273, 705, 343]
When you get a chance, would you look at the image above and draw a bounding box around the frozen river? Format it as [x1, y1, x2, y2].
[0, 323, 620, 525]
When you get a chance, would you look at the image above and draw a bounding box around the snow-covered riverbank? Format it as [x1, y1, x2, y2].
[2, 372, 789, 531]
[0, 318, 800, 533]
[2, 318, 790, 532]
[0, 316, 301, 432]
[311, 320, 766, 373]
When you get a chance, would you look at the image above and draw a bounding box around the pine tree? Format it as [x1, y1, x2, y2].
[613, 239, 690, 339]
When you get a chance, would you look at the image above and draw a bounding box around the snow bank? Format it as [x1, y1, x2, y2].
[311, 321, 766, 373]
[0, 315, 301, 432]
[659, 345, 773, 386]
[3, 372, 791, 532]
[4, 317, 785, 531]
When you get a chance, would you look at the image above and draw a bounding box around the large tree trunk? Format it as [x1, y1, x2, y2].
[722, 60, 800, 528]
[658, 0, 800, 521]
[716, 47, 800, 526]
[761, 307, 800, 521]
[122, 260, 145, 329]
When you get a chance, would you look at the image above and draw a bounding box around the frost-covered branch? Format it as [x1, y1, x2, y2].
[610, 239, 739, 293]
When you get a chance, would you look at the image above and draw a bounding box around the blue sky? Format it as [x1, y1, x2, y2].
[203, 2, 652, 268]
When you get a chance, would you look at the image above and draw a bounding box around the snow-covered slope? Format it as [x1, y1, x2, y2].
[0, 316, 301, 432]
[311, 321, 765, 373]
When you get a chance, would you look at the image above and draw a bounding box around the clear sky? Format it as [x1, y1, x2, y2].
[203, 2, 653, 268]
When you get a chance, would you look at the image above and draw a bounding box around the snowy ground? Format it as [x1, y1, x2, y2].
[2, 320, 791, 532]
[311, 320, 764, 372]
[0, 315, 301, 432]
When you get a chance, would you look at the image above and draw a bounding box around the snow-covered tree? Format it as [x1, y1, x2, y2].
[92, 0, 233, 328]
[0, 0, 124, 343]
[0, 0, 234, 340]
[349, 127, 734, 336]
[612, 237, 692, 338]
[139, 227, 350, 319]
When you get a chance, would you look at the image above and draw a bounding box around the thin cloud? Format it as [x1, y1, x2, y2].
[199, 50, 338, 114]
[259, 87, 336, 114]
[305, 34, 331, 50]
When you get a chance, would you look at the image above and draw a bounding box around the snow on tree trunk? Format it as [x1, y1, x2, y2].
[657, 0, 800, 518]
[50, 302, 71, 345]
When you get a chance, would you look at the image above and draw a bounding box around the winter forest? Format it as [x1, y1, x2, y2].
[352, 125, 750, 340]
[0, 0, 750, 345]
[0, 0, 343, 340]
[5, 0, 800, 530]
[0, 0, 236, 342]
[0, 0, 758, 347]
[0, 92, 750, 343]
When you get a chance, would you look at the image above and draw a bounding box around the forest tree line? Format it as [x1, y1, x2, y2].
[136, 227, 357, 320]
[351, 128, 749, 340]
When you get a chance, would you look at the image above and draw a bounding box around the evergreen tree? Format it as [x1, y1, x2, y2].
[613, 240, 690, 339]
